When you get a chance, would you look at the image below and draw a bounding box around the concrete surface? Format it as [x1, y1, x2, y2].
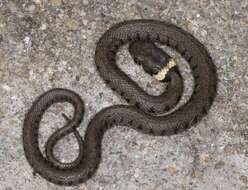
[0, 0, 247, 189]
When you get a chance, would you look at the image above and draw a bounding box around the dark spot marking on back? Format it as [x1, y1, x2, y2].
[128, 120, 133, 125]
[119, 39, 125, 45]
[135, 102, 140, 109]
[192, 116, 198, 125]
[161, 130, 167, 135]
[137, 125, 143, 130]
[149, 129, 155, 134]
[209, 96, 214, 105]
[194, 75, 200, 80]
[181, 49, 187, 57]
[192, 65, 198, 71]
[166, 37, 170, 46]
[146, 33, 151, 41]
[176, 95, 181, 103]
[201, 106, 208, 115]
[184, 122, 190, 129]
[125, 98, 130, 103]
[114, 44, 119, 50]
[127, 35, 132, 41]
[87, 172, 92, 179]
[111, 119, 116, 125]
[136, 33, 141, 40]
[119, 116, 124, 123]
[187, 56, 193, 63]
[156, 34, 160, 42]
[164, 105, 170, 112]
[56, 180, 63, 186]
[195, 83, 200, 90]
[148, 107, 155, 113]
[67, 181, 73, 186]
[174, 44, 179, 50]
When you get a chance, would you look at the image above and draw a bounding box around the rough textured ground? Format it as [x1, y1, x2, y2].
[0, 0, 247, 190]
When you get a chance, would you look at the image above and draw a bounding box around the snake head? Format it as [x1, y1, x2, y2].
[128, 41, 177, 82]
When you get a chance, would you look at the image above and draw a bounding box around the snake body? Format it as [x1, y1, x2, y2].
[23, 20, 217, 186]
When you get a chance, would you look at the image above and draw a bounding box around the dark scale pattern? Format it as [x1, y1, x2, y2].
[23, 20, 217, 186]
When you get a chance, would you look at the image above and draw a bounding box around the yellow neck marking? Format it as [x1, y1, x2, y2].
[153, 59, 177, 81]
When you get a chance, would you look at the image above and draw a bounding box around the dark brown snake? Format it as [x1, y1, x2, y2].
[23, 20, 217, 186]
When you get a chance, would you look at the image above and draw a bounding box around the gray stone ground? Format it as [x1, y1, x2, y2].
[0, 0, 247, 189]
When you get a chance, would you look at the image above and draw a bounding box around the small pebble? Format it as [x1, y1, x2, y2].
[224, 144, 234, 154]
[33, 0, 41, 4]
[200, 154, 210, 164]
[82, 19, 88, 26]
[49, 0, 62, 6]
[134, 168, 140, 178]
[166, 165, 177, 176]
[214, 161, 225, 169]
[1, 84, 11, 91]
[83, 0, 89, 5]
[40, 23, 47, 30]
[24, 36, 31, 45]
[28, 4, 36, 13]
[79, 184, 88, 190]
[55, 104, 65, 112]
[4, 187, 12, 190]
[239, 175, 248, 184]
[65, 18, 79, 31]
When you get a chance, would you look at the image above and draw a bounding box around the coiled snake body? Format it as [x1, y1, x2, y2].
[23, 20, 217, 186]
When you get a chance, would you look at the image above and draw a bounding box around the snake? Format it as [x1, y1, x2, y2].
[23, 19, 217, 186]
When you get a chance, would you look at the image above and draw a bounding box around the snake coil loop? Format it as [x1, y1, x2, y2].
[23, 20, 217, 186]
